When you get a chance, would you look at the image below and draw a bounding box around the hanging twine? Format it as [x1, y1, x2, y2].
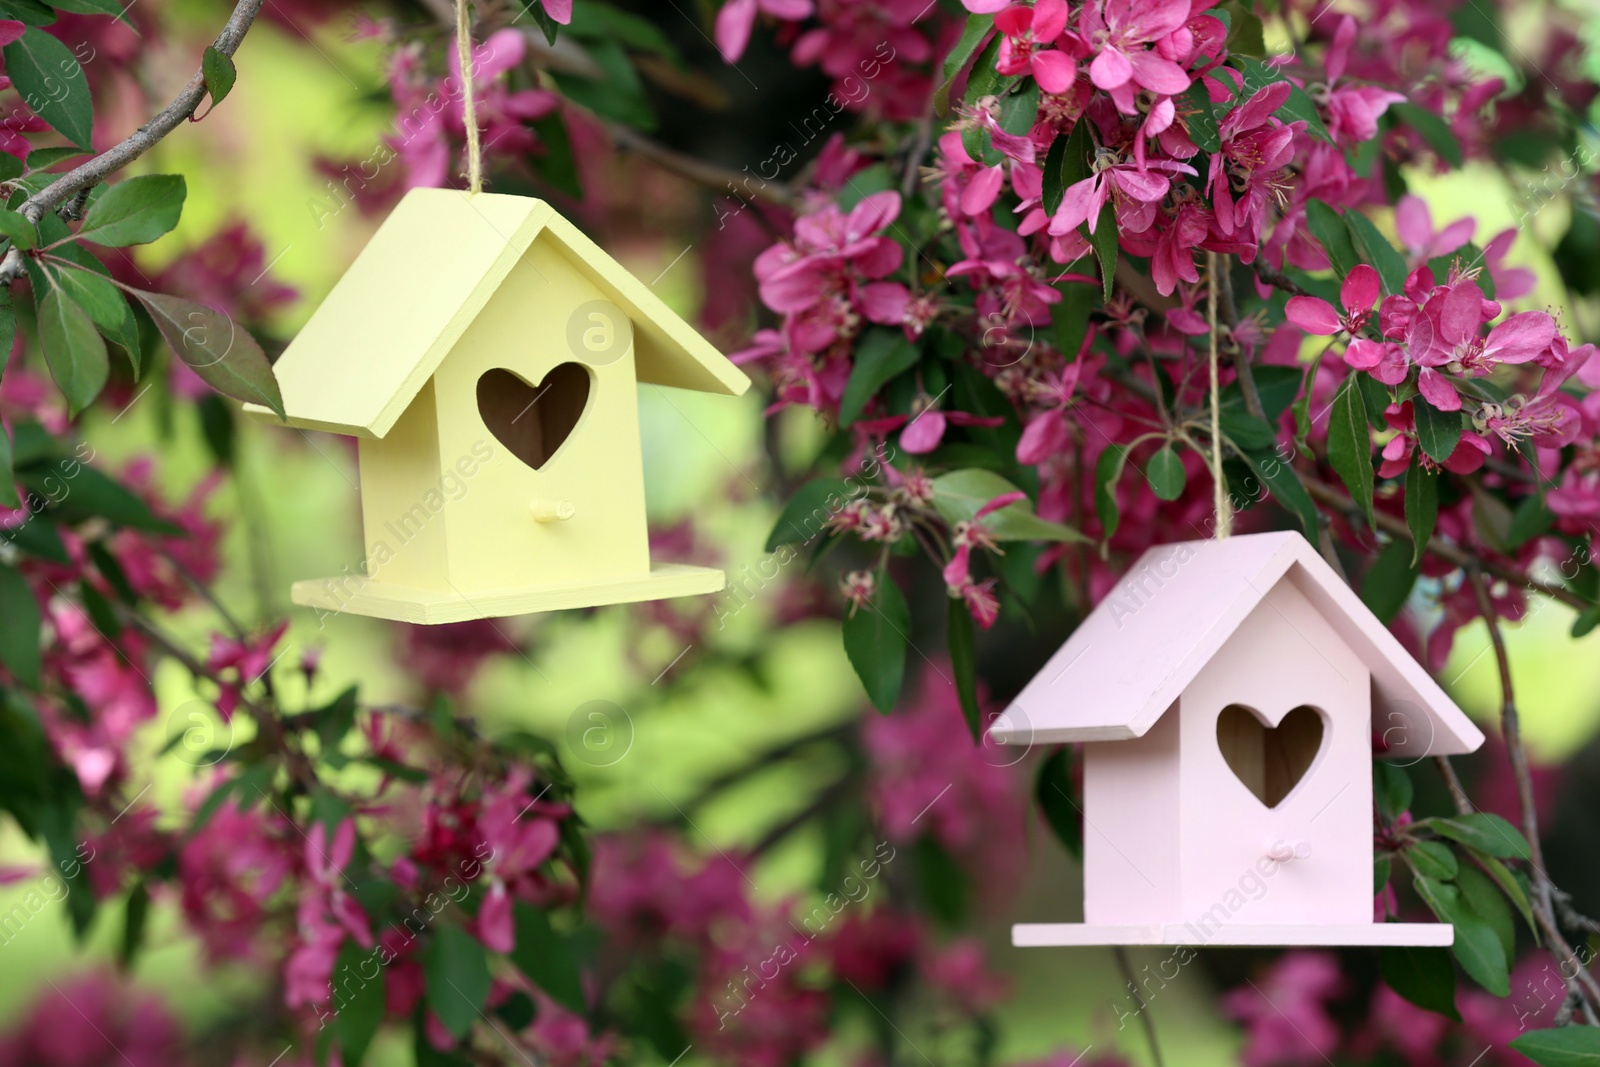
[455, 0, 483, 195]
[1207, 251, 1232, 539]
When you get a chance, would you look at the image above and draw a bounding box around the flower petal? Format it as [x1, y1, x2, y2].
[1089, 47, 1134, 90]
[1286, 295, 1341, 335]
[1483, 311, 1556, 365]
[1417, 368, 1462, 412]
[1340, 264, 1380, 316]
[1031, 49, 1077, 93]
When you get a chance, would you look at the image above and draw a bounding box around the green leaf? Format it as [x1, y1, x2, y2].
[511, 903, 585, 1015]
[1374, 854, 1392, 896]
[1426, 813, 1531, 861]
[1035, 748, 1082, 859]
[1405, 459, 1438, 566]
[1050, 270, 1094, 355]
[843, 573, 910, 713]
[1380, 945, 1460, 1021]
[766, 478, 850, 552]
[51, 263, 130, 336]
[1356, 369, 1391, 430]
[936, 15, 994, 116]
[334, 939, 386, 1065]
[1327, 375, 1374, 527]
[1361, 538, 1421, 623]
[1375, 760, 1414, 822]
[424, 925, 491, 1041]
[1413, 873, 1459, 923]
[4, 28, 93, 147]
[0, 209, 36, 250]
[930, 469, 1089, 543]
[1455, 861, 1516, 962]
[25, 146, 90, 171]
[998, 79, 1040, 137]
[1226, 365, 1303, 422]
[1407, 839, 1458, 881]
[132, 289, 284, 417]
[202, 46, 237, 108]
[1343, 209, 1410, 295]
[1181, 82, 1221, 153]
[840, 328, 920, 426]
[1391, 101, 1463, 167]
[0, 419, 16, 511]
[0, 0, 55, 25]
[1453, 914, 1510, 996]
[1088, 200, 1117, 301]
[118, 882, 149, 969]
[1220, 408, 1276, 451]
[1095, 445, 1129, 539]
[76, 175, 186, 247]
[1510, 1027, 1600, 1065]
[948, 597, 981, 743]
[1472, 851, 1540, 941]
[1043, 119, 1091, 215]
[1146, 444, 1187, 501]
[1574, 604, 1600, 640]
[1222, 3, 1266, 56]
[46, 0, 137, 21]
[1231, 57, 1332, 142]
[1506, 495, 1556, 550]
[1240, 448, 1319, 536]
[1413, 396, 1462, 464]
[0, 563, 40, 687]
[518, 1, 561, 44]
[1307, 199, 1360, 278]
[17, 464, 173, 532]
[37, 286, 108, 416]
[529, 112, 582, 199]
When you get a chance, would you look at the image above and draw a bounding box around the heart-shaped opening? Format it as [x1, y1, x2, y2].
[477, 364, 591, 470]
[1215, 703, 1325, 809]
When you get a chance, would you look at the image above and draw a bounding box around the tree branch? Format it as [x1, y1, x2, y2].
[1468, 568, 1600, 1022]
[0, 0, 266, 284]
[1302, 475, 1591, 612]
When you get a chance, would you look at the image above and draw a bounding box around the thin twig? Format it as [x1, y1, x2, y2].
[1113, 946, 1167, 1067]
[1302, 476, 1590, 612]
[1434, 756, 1473, 816]
[1468, 568, 1600, 1022]
[0, 0, 266, 283]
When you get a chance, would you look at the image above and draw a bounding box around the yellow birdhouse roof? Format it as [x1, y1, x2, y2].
[247, 188, 750, 438]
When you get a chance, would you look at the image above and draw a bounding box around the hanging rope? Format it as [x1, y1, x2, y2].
[1207, 251, 1232, 539]
[455, 0, 482, 195]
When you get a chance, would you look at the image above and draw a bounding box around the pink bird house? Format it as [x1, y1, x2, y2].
[990, 531, 1484, 947]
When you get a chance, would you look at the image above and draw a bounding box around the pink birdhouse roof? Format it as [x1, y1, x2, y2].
[988, 531, 1484, 758]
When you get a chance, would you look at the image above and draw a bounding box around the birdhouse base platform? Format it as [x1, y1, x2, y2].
[1012, 922, 1454, 947]
[291, 562, 726, 624]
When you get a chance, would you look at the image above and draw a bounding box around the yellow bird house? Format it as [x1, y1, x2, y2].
[245, 189, 750, 624]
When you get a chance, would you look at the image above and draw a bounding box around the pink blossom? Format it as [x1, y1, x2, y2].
[1080, 0, 1193, 106]
[535, 0, 571, 23]
[863, 664, 1026, 890]
[1286, 264, 1381, 336]
[389, 30, 560, 189]
[1207, 82, 1301, 250]
[715, 0, 814, 63]
[1395, 194, 1476, 262]
[0, 972, 185, 1067]
[995, 0, 1076, 93]
[1223, 952, 1344, 1067]
[207, 620, 289, 720]
[1049, 155, 1195, 235]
